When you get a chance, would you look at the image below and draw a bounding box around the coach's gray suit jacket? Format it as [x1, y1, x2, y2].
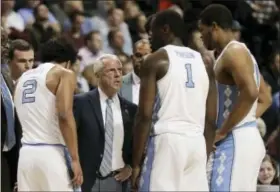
[119, 72, 133, 103]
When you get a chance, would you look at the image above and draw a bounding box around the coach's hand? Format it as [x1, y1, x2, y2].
[115, 165, 132, 182]
[131, 166, 141, 192]
[72, 160, 83, 187]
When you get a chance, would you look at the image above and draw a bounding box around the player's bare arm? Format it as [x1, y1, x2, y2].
[203, 54, 217, 157]
[256, 75, 272, 118]
[217, 44, 259, 137]
[132, 50, 167, 189]
[55, 68, 83, 185]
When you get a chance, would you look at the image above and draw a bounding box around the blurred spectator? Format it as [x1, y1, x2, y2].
[63, 11, 86, 51]
[29, 4, 60, 53]
[1, 0, 25, 33]
[17, 0, 58, 28]
[70, 57, 89, 94]
[107, 29, 126, 55]
[63, 1, 94, 35]
[129, 13, 149, 43]
[123, 1, 141, 20]
[82, 63, 98, 90]
[258, 154, 279, 185]
[78, 31, 104, 72]
[246, 0, 278, 25]
[119, 39, 151, 104]
[118, 54, 133, 76]
[262, 49, 280, 95]
[8, 39, 34, 81]
[266, 125, 280, 163]
[92, 7, 133, 55]
[91, 0, 116, 33]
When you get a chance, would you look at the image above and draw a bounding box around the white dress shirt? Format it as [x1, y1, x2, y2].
[98, 88, 125, 171]
[132, 71, 140, 105]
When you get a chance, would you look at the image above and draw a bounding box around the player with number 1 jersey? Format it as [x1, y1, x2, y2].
[13, 38, 83, 191]
[132, 10, 216, 191]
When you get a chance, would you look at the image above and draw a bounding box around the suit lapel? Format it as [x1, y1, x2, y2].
[119, 96, 130, 131]
[88, 89, 105, 134]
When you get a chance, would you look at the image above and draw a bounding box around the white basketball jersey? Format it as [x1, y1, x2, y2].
[152, 45, 209, 136]
[214, 41, 260, 128]
[14, 63, 65, 145]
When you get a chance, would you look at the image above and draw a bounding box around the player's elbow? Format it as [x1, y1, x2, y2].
[245, 87, 259, 102]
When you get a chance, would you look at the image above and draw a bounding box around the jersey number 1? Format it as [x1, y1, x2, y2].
[22, 79, 37, 104]
[185, 64, 195, 88]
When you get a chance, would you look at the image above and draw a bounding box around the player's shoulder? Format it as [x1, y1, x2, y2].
[51, 65, 75, 78]
[224, 41, 250, 58]
[142, 49, 168, 71]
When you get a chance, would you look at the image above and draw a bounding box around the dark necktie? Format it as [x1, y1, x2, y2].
[1, 74, 16, 150]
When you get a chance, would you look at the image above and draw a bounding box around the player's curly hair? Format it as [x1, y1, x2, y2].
[40, 37, 77, 65]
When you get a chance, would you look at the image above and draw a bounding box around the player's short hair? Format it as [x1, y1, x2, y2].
[8, 39, 33, 60]
[153, 10, 184, 39]
[200, 4, 233, 29]
[40, 37, 77, 65]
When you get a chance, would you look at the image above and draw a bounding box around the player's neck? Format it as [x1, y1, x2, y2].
[169, 38, 183, 47]
[216, 32, 236, 54]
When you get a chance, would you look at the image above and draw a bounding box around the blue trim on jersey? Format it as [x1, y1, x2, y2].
[209, 120, 256, 191]
[216, 83, 238, 128]
[22, 143, 81, 192]
[139, 89, 161, 191]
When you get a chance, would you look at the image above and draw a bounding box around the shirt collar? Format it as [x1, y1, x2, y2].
[132, 71, 140, 84]
[98, 87, 118, 103]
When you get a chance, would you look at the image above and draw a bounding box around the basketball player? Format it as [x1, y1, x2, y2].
[14, 38, 83, 191]
[199, 4, 266, 191]
[131, 10, 216, 191]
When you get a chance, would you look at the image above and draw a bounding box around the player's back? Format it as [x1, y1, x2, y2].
[14, 63, 64, 145]
[153, 45, 209, 136]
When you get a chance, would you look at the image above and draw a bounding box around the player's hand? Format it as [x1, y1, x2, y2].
[71, 160, 83, 187]
[114, 165, 132, 182]
[214, 131, 227, 144]
[131, 166, 141, 192]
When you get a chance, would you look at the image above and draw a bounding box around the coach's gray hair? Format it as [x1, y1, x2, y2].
[93, 54, 122, 75]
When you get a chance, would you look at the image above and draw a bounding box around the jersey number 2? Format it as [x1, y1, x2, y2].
[185, 64, 195, 88]
[22, 79, 37, 104]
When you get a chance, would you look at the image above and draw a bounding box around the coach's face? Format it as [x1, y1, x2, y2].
[198, 21, 218, 50]
[9, 49, 34, 80]
[100, 58, 122, 95]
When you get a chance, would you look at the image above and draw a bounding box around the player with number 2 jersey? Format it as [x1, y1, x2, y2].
[13, 38, 83, 191]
